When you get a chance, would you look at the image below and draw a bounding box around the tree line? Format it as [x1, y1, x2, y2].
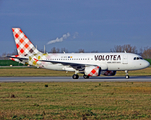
[1, 44, 151, 60]
[110, 44, 151, 59]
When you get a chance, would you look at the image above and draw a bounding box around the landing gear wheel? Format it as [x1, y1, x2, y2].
[125, 70, 130, 79]
[125, 75, 130, 79]
[72, 74, 79, 79]
[83, 75, 89, 79]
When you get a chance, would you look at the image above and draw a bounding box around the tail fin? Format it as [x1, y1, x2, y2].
[12, 28, 40, 55]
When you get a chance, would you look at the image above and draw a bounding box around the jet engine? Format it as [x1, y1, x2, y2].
[84, 66, 101, 76]
[101, 71, 116, 76]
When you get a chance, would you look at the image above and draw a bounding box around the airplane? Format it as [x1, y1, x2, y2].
[9, 28, 150, 79]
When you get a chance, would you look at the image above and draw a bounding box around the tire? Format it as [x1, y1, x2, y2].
[83, 75, 89, 79]
[72, 74, 79, 79]
[125, 75, 130, 79]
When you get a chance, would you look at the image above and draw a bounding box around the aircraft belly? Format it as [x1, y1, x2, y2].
[108, 63, 143, 71]
[107, 64, 121, 71]
[45, 64, 63, 70]
[127, 62, 144, 70]
[99, 63, 108, 70]
[42, 64, 75, 71]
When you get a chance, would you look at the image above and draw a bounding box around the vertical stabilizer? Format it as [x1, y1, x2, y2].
[12, 28, 40, 55]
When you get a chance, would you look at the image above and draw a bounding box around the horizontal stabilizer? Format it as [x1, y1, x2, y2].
[7, 55, 28, 62]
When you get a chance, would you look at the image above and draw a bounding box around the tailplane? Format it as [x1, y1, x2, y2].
[12, 28, 40, 55]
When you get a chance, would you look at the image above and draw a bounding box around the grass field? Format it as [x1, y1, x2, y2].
[0, 67, 150, 77]
[0, 67, 151, 119]
[0, 60, 25, 66]
[0, 82, 151, 119]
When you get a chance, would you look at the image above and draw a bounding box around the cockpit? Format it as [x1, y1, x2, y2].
[134, 57, 143, 60]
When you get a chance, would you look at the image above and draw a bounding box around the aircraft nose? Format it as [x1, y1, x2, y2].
[143, 60, 150, 68]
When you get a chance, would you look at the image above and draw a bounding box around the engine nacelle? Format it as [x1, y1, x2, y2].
[101, 71, 116, 76]
[84, 66, 101, 76]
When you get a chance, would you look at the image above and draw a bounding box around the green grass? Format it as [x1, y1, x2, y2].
[0, 82, 151, 119]
[0, 60, 25, 66]
[0, 67, 150, 77]
[145, 59, 151, 65]
[0, 67, 76, 77]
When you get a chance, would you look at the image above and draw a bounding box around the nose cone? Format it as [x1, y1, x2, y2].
[143, 60, 150, 68]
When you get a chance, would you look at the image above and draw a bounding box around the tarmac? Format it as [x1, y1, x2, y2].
[0, 76, 151, 82]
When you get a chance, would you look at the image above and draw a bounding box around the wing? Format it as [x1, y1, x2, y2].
[39, 60, 94, 71]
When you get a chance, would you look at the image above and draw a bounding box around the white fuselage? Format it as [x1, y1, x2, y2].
[36, 53, 150, 72]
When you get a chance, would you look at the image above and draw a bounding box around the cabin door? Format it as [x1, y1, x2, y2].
[122, 55, 128, 64]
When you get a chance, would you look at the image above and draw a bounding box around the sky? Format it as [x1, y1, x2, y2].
[0, 0, 151, 55]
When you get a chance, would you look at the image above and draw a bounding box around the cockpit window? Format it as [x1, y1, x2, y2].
[134, 57, 143, 60]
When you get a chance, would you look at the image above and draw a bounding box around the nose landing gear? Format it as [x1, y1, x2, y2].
[125, 70, 130, 79]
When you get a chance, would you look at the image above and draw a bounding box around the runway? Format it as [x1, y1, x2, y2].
[0, 76, 151, 82]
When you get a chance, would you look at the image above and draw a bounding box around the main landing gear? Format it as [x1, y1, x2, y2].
[72, 74, 89, 79]
[72, 74, 79, 79]
[125, 70, 130, 79]
[83, 74, 89, 79]
[72, 71, 79, 79]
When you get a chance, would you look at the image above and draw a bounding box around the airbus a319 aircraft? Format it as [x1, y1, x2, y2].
[10, 28, 150, 79]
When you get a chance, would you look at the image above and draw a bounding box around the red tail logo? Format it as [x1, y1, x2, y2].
[12, 28, 39, 55]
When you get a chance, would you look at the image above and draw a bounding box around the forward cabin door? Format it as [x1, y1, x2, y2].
[122, 55, 128, 64]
